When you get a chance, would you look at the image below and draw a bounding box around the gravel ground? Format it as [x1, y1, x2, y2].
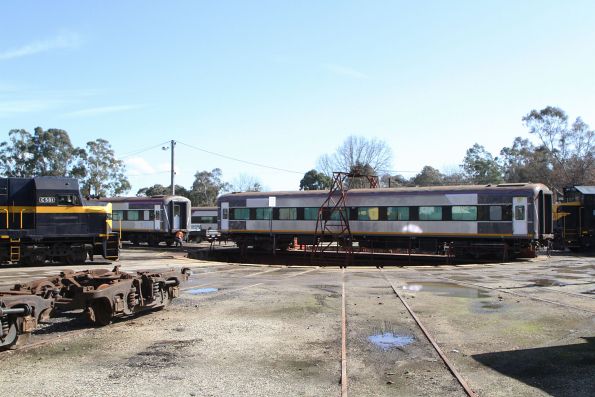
[0, 249, 593, 396]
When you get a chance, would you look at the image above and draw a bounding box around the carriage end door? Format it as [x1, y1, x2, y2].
[513, 197, 528, 235]
[220, 202, 229, 231]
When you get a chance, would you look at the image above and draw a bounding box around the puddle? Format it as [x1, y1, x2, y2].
[479, 301, 503, 310]
[530, 279, 566, 287]
[368, 332, 414, 350]
[186, 288, 219, 295]
[402, 281, 491, 298]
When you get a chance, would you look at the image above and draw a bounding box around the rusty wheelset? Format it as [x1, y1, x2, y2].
[0, 265, 190, 350]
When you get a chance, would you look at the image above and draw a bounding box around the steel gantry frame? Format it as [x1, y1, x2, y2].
[312, 171, 379, 267]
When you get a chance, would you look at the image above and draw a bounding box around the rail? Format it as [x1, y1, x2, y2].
[381, 269, 479, 397]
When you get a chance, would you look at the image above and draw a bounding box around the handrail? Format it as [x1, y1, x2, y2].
[20, 208, 29, 229]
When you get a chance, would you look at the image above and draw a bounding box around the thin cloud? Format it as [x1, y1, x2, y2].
[126, 157, 179, 178]
[126, 156, 156, 175]
[323, 63, 369, 79]
[0, 99, 64, 117]
[0, 31, 81, 61]
[63, 104, 144, 118]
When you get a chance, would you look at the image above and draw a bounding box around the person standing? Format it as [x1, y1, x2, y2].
[174, 230, 184, 247]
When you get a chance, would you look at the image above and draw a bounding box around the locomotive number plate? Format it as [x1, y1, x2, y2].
[39, 196, 56, 204]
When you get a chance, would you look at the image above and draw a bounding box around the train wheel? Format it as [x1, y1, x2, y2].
[0, 318, 19, 351]
[28, 252, 47, 266]
[87, 299, 113, 326]
[65, 250, 87, 266]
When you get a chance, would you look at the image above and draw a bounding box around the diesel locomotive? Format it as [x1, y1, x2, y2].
[217, 183, 554, 258]
[554, 185, 595, 250]
[0, 176, 119, 265]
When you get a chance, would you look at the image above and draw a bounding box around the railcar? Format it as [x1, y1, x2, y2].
[554, 186, 595, 250]
[217, 183, 553, 259]
[103, 195, 191, 246]
[0, 176, 119, 265]
[188, 206, 219, 242]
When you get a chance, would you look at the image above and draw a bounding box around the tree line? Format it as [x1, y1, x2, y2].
[2, 106, 592, 206]
[299, 106, 595, 194]
[0, 127, 130, 196]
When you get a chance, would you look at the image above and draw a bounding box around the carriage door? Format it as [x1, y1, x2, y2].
[220, 202, 229, 231]
[513, 196, 528, 235]
[173, 204, 181, 229]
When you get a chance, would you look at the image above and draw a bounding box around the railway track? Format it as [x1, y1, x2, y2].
[338, 267, 479, 396]
[379, 269, 479, 397]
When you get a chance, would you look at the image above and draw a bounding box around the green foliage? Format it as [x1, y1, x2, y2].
[82, 139, 130, 196]
[0, 128, 86, 178]
[136, 184, 189, 198]
[191, 168, 231, 206]
[0, 128, 130, 197]
[299, 169, 332, 190]
[499, 137, 553, 186]
[412, 166, 444, 186]
[461, 144, 503, 184]
[522, 106, 594, 189]
[380, 173, 408, 187]
[137, 170, 236, 206]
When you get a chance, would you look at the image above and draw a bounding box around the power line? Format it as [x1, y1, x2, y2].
[127, 170, 171, 177]
[177, 140, 303, 174]
[119, 141, 170, 159]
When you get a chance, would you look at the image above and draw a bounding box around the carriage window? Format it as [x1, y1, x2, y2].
[222, 208, 228, 220]
[328, 208, 348, 221]
[489, 206, 502, 221]
[113, 211, 123, 221]
[357, 207, 379, 221]
[304, 207, 319, 220]
[452, 206, 477, 221]
[387, 207, 409, 221]
[419, 206, 442, 221]
[155, 210, 161, 221]
[231, 208, 250, 220]
[127, 210, 140, 221]
[255, 208, 272, 220]
[515, 205, 525, 221]
[279, 208, 297, 220]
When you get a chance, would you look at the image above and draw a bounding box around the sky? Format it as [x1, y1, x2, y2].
[1, 1, 594, 194]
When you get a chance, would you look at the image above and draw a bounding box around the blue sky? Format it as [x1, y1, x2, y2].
[1, 1, 594, 193]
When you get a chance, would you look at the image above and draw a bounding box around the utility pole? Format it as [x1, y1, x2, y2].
[163, 140, 176, 195]
[170, 140, 176, 195]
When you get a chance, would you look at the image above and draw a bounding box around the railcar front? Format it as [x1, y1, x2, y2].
[188, 207, 218, 242]
[0, 176, 119, 265]
[218, 183, 553, 259]
[106, 195, 191, 246]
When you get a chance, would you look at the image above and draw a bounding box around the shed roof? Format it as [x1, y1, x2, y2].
[575, 186, 595, 194]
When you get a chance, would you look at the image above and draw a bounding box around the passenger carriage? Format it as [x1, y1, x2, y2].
[217, 183, 553, 258]
[102, 195, 191, 247]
